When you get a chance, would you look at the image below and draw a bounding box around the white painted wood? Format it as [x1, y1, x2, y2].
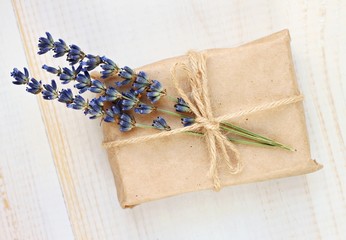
[2, 0, 346, 239]
[0, 1, 74, 240]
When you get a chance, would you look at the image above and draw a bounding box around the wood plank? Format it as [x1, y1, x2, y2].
[0, 1, 74, 239]
[7, 0, 346, 239]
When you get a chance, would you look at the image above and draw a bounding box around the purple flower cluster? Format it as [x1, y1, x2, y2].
[10, 32, 294, 152]
[11, 32, 181, 132]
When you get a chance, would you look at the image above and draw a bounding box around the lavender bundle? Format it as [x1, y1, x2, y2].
[10, 32, 293, 151]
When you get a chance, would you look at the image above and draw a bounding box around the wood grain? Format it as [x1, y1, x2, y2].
[0, 1, 73, 239]
[2, 0, 345, 239]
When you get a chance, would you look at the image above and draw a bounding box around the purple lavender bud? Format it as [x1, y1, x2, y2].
[42, 64, 62, 75]
[89, 80, 106, 94]
[42, 80, 59, 100]
[38, 32, 54, 55]
[83, 54, 102, 71]
[69, 95, 87, 111]
[100, 56, 118, 78]
[104, 102, 122, 123]
[175, 97, 191, 113]
[152, 117, 171, 131]
[58, 89, 74, 106]
[118, 113, 136, 132]
[53, 39, 69, 58]
[67, 44, 85, 65]
[104, 87, 121, 102]
[146, 80, 166, 103]
[86, 97, 104, 119]
[132, 71, 150, 93]
[11, 67, 30, 85]
[181, 117, 195, 127]
[60, 65, 82, 84]
[134, 103, 156, 114]
[75, 71, 92, 94]
[26, 78, 42, 94]
[120, 90, 139, 111]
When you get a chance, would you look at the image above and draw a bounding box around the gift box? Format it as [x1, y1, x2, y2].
[95, 30, 322, 208]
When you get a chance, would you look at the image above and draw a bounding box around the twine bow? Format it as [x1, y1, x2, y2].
[171, 51, 242, 190]
[103, 51, 304, 190]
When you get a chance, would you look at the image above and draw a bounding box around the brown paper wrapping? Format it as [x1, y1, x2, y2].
[99, 30, 322, 208]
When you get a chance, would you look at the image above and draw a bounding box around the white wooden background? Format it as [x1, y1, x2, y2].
[1, 0, 345, 239]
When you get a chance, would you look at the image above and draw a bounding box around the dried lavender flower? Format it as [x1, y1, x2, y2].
[146, 80, 166, 103]
[134, 103, 156, 114]
[42, 64, 62, 75]
[83, 54, 102, 71]
[59, 65, 82, 84]
[53, 39, 69, 58]
[117, 66, 135, 86]
[86, 97, 105, 119]
[42, 80, 59, 100]
[100, 57, 118, 78]
[67, 44, 85, 65]
[152, 117, 171, 131]
[11, 67, 30, 85]
[175, 97, 191, 113]
[181, 117, 195, 127]
[133, 71, 150, 94]
[58, 89, 74, 107]
[120, 90, 139, 111]
[89, 80, 107, 94]
[103, 87, 122, 102]
[69, 95, 88, 111]
[75, 71, 92, 94]
[38, 32, 54, 55]
[26, 78, 42, 94]
[119, 113, 136, 132]
[11, 33, 295, 152]
[104, 102, 122, 123]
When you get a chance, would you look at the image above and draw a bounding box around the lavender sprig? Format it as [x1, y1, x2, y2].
[10, 33, 294, 151]
[10, 66, 171, 133]
[38, 32, 85, 65]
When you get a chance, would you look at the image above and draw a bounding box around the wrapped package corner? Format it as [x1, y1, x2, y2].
[94, 29, 322, 208]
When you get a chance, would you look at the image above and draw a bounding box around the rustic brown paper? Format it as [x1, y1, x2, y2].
[99, 30, 322, 208]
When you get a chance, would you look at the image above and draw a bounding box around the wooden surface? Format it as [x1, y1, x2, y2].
[1, 0, 345, 239]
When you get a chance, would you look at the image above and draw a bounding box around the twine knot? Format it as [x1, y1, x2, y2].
[195, 117, 220, 131]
